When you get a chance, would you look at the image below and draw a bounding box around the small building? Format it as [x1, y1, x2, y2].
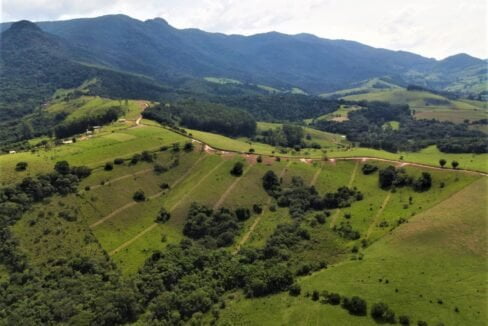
[118, 118, 126, 122]
[9, 150, 16, 154]
[62, 140, 73, 144]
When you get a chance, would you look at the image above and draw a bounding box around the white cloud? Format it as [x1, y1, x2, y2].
[1, 0, 486, 59]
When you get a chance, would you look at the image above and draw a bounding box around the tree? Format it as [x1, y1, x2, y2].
[231, 162, 244, 176]
[54, 161, 70, 175]
[15, 162, 28, 171]
[439, 159, 446, 168]
[399, 315, 411, 325]
[288, 283, 301, 296]
[451, 160, 459, 169]
[342, 296, 367, 316]
[262, 170, 280, 193]
[184, 142, 194, 152]
[104, 162, 114, 171]
[155, 208, 171, 223]
[371, 302, 396, 323]
[379, 166, 396, 189]
[133, 190, 146, 202]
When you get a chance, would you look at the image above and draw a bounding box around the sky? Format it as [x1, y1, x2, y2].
[1, 0, 487, 59]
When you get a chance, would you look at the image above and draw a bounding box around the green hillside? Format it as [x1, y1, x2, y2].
[343, 89, 488, 123]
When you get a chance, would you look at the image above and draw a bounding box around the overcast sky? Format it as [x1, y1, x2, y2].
[1, 0, 487, 59]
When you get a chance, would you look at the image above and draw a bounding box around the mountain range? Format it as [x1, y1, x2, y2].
[0, 14, 486, 122]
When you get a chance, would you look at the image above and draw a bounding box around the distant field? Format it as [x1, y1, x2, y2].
[307, 105, 361, 123]
[344, 89, 488, 123]
[219, 177, 486, 326]
[320, 78, 401, 98]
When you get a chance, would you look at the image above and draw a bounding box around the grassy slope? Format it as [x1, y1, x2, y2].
[219, 177, 486, 326]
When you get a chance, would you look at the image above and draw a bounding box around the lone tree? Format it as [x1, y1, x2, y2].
[155, 208, 171, 223]
[451, 160, 459, 169]
[371, 302, 396, 323]
[133, 190, 146, 202]
[439, 159, 447, 168]
[230, 162, 244, 176]
[262, 170, 280, 193]
[15, 162, 28, 171]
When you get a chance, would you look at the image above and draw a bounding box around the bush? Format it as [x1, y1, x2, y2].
[399, 315, 411, 325]
[231, 162, 244, 176]
[362, 164, 378, 175]
[371, 302, 396, 323]
[54, 160, 70, 175]
[417, 321, 428, 326]
[235, 208, 251, 221]
[114, 158, 125, 165]
[315, 213, 326, 224]
[342, 296, 367, 316]
[160, 183, 170, 190]
[15, 162, 28, 171]
[288, 283, 301, 296]
[312, 290, 320, 301]
[154, 164, 168, 174]
[257, 155, 263, 163]
[184, 142, 194, 152]
[253, 204, 263, 214]
[133, 190, 146, 202]
[326, 293, 341, 305]
[155, 208, 171, 223]
[104, 162, 114, 171]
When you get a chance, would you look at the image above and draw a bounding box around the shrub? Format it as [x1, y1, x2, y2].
[257, 155, 263, 163]
[253, 204, 263, 214]
[288, 283, 301, 296]
[160, 183, 170, 190]
[315, 213, 326, 224]
[184, 142, 194, 152]
[371, 302, 396, 323]
[54, 160, 70, 175]
[231, 162, 244, 176]
[417, 321, 428, 326]
[312, 290, 320, 301]
[133, 190, 146, 202]
[154, 164, 168, 174]
[131, 153, 141, 164]
[451, 160, 459, 169]
[362, 164, 378, 175]
[155, 208, 171, 223]
[342, 296, 367, 316]
[235, 208, 251, 221]
[399, 315, 411, 325]
[15, 162, 28, 171]
[141, 151, 153, 162]
[104, 162, 114, 171]
[114, 158, 125, 165]
[326, 293, 341, 305]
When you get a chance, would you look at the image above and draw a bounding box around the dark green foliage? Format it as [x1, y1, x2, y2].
[140, 151, 153, 163]
[263, 223, 310, 260]
[133, 190, 146, 202]
[379, 166, 431, 192]
[439, 159, 446, 167]
[104, 162, 114, 171]
[413, 172, 432, 192]
[143, 100, 256, 137]
[235, 208, 251, 221]
[399, 315, 411, 325]
[113, 158, 125, 165]
[54, 160, 71, 175]
[312, 290, 320, 301]
[231, 162, 244, 176]
[155, 208, 171, 224]
[257, 124, 305, 147]
[417, 321, 428, 326]
[315, 213, 326, 224]
[15, 162, 28, 171]
[371, 302, 396, 323]
[333, 221, 360, 240]
[183, 142, 194, 152]
[153, 164, 168, 174]
[54, 107, 123, 138]
[289, 283, 301, 296]
[362, 164, 378, 175]
[325, 292, 342, 305]
[262, 170, 280, 194]
[183, 203, 242, 248]
[342, 296, 367, 316]
[451, 160, 459, 169]
[256, 155, 263, 163]
[315, 102, 487, 153]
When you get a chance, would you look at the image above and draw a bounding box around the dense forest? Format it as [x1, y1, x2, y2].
[143, 100, 257, 137]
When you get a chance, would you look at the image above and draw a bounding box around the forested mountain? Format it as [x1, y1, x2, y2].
[0, 20, 171, 123]
[1, 15, 486, 96]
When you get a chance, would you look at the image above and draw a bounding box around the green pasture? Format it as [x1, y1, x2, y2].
[219, 177, 487, 325]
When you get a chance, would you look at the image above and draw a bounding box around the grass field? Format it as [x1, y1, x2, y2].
[306, 105, 362, 123]
[344, 89, 488, 123]
[219, 177, 487, 326]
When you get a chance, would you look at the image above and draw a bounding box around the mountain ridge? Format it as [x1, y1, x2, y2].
[1, 14, 485, 95]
